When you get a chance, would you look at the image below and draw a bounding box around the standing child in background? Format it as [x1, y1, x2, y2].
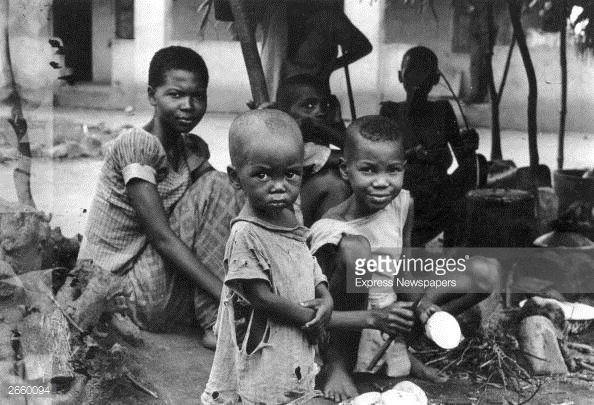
[380, 46, 482, 247]
[308, 116, 448, 402]
[202, 109, 336, 405]
[276, 74, 351, 226]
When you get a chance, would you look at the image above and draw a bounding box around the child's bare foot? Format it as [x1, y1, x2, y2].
[321, 362, 359, 403]
[201, 327, 216, 351]
[410, 354, 448, 383]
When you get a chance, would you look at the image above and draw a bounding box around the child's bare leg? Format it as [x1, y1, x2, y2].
[409, 353, 448, 383]
[315, 235, 371, 402]
[321, 330, 360, 402]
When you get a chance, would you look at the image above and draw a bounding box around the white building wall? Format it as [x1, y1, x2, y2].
[92, 0, 114, 84]
[64, 0, 594, 133]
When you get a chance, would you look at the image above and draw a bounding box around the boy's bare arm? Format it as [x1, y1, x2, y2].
[328, 303, 415, 335]
[127, 179, 223, 300]
[301, 118, 345, 148]
[403, 197, 414, 249]
[243, 279, 317, 327]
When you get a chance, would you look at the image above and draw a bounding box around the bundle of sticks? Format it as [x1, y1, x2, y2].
[413, 309, 542, 403]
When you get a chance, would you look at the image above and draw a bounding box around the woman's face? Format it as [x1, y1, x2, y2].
[149, 69, 207, 135]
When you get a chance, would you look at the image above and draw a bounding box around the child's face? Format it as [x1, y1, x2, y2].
[399, 55, 436, 99]
[149, 69, 207, 134]
[341, 135, 405, 215]
[234, 134, 303, 215]
[288, 85, 331, 125]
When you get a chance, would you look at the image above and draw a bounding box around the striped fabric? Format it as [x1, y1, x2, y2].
[78, 127, 191, 275]
[124, 170, 245, 331]
[77, 128, 244, 331]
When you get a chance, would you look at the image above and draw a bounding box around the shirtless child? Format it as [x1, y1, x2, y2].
[380, 46, 484, 247]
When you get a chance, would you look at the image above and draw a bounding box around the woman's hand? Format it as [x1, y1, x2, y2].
[369, 301, 415, 335]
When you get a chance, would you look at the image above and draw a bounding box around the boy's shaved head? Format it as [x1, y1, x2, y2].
[344, 115, 404, 159]
[229, 109, 303, 168]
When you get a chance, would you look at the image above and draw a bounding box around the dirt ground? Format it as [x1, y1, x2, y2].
[1, 108, 594, 404]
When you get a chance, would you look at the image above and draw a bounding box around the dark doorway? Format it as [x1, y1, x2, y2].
[53, 0, 92, 82]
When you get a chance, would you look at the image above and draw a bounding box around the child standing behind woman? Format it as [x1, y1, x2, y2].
[276, 74, 350, 226]
[202, 110, 336, 405]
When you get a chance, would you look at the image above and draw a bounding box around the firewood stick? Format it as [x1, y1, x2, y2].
[47, 290, 85, 335]
[366, 335, 395, 372]
[367, 297, 426, 372]
[125, 371, 158, 399]
[572, 355, 594, 364]
[576, 358, 594, 372]
[567, 342, 594, 355]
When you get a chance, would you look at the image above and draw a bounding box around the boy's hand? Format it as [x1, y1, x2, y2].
[460, 128, 479, 151]
[405, 144, 429, 161]
[299, 117, 327, 144]
[370, 301, 415, 335]
[301, 296, 333, 331]
[415, 298, 441, 325]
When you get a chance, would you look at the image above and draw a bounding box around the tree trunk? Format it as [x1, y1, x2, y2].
[486, 2, 502, 161]
[228, 0, 270, 108]
[558, 0, 567, 170]
[18, 310, 73, 382]
[17, 270, 74, 383]
[506, 0, 539, 189]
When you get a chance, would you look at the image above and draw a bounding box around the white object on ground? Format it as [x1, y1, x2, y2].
[424, 311, 463, 350]
[341, 391, 382, 405]
[380, 389, 421, 405]
[390, 381, 428, 405]
[519, 297, 594, 321]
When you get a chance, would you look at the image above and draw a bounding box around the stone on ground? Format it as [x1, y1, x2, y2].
[518, 315, 568, 375]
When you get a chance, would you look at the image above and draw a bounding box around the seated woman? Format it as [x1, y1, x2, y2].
[67, 46, 243, 349]
[380, 46, 484, 247]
